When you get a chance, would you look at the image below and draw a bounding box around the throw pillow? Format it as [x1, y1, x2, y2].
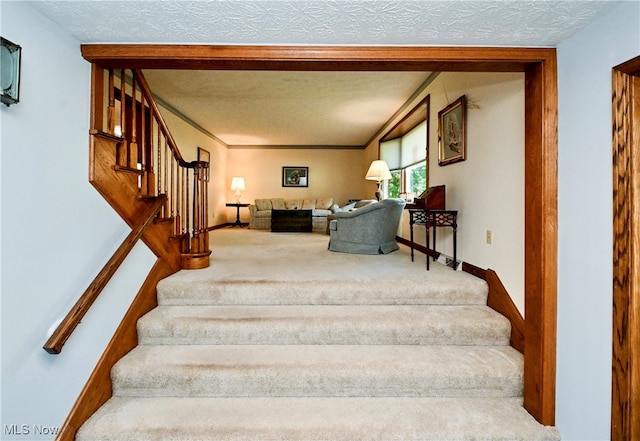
[316, 197, 334, 209]
[302, 199, 316, 210]
[255, 199, 272, 211]
[285, 199, 301, 210]
[340, 202, 357, 212]
[271, 198, 286, 210]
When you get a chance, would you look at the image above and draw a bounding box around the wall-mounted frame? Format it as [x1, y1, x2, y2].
[438, 95, 466, 166]
[197, 147, 210, 181]
[197, 147, 210, 163]
[1, 37, 22, 106]
[282, 166, 308, 187]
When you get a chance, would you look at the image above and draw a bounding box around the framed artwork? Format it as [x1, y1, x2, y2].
[438, 95, 466, 166]
[282, 166, 308, 187]
[197, 147, 210, 181]
[197, 147, 210, 163]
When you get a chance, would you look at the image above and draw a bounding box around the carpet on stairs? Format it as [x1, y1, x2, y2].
[77, 229, 560, 441]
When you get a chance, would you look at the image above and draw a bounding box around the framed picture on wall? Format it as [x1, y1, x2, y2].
[282, 166, 308, 187]
[197, 147, 210, 163]
[438, 95, 466, 166]
[197, 147, 210, 181]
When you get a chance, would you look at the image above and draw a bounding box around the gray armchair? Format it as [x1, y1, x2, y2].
[328, 198, 406, 254]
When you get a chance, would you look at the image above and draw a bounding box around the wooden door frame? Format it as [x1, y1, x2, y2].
[81, 45, 559, 425]
[612, 56, 640, 441]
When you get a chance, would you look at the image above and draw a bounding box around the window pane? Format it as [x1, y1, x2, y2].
[388, 170, 401, 198]
[407, 162, 427, 195]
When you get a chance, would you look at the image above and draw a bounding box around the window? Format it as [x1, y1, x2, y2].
[380, 120, 427, 199]
[378, 96, 429, 200]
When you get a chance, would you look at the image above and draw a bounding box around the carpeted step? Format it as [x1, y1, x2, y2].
[156, 277, 489, 306]
[111, 344, 523, 398]
[137, 304, 511, 346]
[76, 396, 561, 441]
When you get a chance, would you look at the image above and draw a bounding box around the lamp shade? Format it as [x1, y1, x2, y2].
[230, 177, 246, 191]
[365, 160, 392, 181]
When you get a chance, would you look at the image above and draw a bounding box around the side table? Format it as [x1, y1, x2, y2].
[226, 202, 249, 227]
[409, 209, 458, 270]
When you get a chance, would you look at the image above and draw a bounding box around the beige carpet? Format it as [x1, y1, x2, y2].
[157, 229, 487, 306]
[77, 228, 561, 441]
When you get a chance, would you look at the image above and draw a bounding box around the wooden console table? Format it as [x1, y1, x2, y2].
[271, 209, 312, 232]
[409, 209, 458, 270]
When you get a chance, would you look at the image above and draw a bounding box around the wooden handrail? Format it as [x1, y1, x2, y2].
[101, 68, 210, 265]
[43, 195, 167, 354]
[132, 70, 188, 167]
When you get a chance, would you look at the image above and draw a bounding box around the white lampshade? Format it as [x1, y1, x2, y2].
[231, 176, 245, 202]
[365, 160, 392, 201]
[231, 176, 246, 191]
[365, 160, 392, 181]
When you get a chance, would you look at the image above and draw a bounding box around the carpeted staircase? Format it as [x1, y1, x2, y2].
[77, 230, 560, 441]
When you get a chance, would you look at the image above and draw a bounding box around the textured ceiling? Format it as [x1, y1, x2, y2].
[27, 0, 622, 147]
[28, 1, 620, 46]
[143, 69, 433, 147]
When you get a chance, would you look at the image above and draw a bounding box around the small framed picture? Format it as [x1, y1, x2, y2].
[282, 166, 308, 187]
[197, 147, 210, 181]
[438, 95, 466, 166]
[197, 147, 210, 163]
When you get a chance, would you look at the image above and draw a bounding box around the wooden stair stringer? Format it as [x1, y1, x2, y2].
[89, 131, 182, 272]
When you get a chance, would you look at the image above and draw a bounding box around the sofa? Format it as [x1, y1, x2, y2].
[328, 198, 406, 254]
[249, 197, 336, 232]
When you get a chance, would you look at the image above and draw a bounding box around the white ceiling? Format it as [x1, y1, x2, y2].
[142, 69, 434, 147]
[27, 0, 622, 147]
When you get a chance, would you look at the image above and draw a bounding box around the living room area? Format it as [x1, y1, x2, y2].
[167, 69, 527, 314]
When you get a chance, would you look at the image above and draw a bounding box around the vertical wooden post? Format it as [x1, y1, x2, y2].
[523, 55, 558, 425]
[90, 66, 104, 132]
[611, 63, 640, 441]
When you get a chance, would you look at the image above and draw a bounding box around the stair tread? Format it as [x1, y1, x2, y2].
[156, 277, 488, 306]
[112, 345, 522, 398]
[138, 304, 511, 345]
[77, 396, 560, 441]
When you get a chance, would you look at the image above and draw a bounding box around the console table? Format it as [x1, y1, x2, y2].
[271, 209, 312, 232]
[409, 209, 458, 270]
[226, 203, 250, 227]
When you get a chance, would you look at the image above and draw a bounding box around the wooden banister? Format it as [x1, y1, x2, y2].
[43, 195, 167, 354]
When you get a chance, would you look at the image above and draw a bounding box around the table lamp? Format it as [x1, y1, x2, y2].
[365, 160, 392, 201]
[231, 177, 246, 203]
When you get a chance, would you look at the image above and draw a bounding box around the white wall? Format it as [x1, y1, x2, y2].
[367, 72, 526, 312]
[0, 3, 156, 438]
[427, 72, 525, 311]
[556, 2, 639, 440]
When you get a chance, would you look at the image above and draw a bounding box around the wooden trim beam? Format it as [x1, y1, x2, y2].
[611, 56, 640, 441]
[81, 44, 555, 72]
[523, 54, 558, 426]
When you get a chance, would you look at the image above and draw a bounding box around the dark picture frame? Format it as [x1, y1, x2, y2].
[197, 147, 210, 163]
[1, 37, 22, 106]
[197, 147, 210, 181]
[438, 95, 466, 166]
[282, 166, 308, 187]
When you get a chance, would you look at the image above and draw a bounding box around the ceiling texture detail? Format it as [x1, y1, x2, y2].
[28, 1, 620, 46]
[27, 1, 621, 148]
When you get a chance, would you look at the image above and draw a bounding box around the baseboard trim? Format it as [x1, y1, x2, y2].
[55, 259, 177, 441]
[398, 238, 524, 354]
